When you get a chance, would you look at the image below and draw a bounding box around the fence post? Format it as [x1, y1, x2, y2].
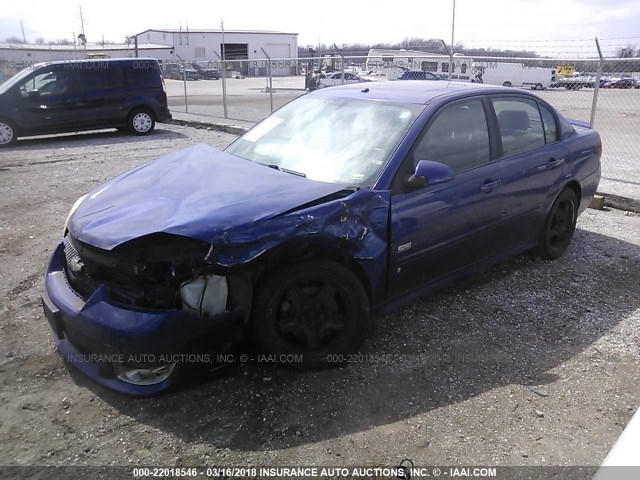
[213, 52, 228, 119]
[590, 37, 605, 128]
[182, 62, 188, 114]
[333, 44, 345, 85]
[260, 48, 274, 113]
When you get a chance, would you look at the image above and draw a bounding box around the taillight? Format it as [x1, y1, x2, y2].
[596, 134, 602, 160]
[161, 75, 167, 94]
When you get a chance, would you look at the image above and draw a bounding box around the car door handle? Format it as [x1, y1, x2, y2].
[546, 157, 565, 169]
[480, 179, 501, 193]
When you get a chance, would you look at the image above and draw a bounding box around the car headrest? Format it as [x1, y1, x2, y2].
[498, 110, 530, 131]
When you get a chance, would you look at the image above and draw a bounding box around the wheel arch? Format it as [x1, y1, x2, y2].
[250, 240, 374, 310]
[0, 116, 19, 133]
[563, 179, 582, 207]
[127, 105, 156, 121]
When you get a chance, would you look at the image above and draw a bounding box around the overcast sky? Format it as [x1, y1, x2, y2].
[1, 0, 639, 55]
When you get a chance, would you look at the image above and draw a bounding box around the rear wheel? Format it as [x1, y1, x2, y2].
[534, 188, 578, 260]
[0, 119, 17, 147]
[128, 109, 155, 135]
[252, 259, 371, 369]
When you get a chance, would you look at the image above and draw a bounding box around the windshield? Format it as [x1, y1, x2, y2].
[226, 95, 423, 186]
[0, 67, 37, 94]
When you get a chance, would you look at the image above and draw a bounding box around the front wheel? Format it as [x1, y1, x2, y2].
[128, 109, 155, 135]
[534, 188, 579, 260]
[0, 118, 17, 147]
[503, 81, 512, 87]
[252, 259, 371, 369]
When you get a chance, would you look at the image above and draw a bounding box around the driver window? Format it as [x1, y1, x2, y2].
[20, 70, 71, 97]
[409, 99, 491, 174]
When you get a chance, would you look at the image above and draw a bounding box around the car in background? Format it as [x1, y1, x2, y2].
[318, 71, 369, 88]
[0, 58, 171, 147]
[164, 64, 200, 80]
[398, 70, 443, 81]
[602, 78, 637, 89]
[43, 81, 601, 394]
[191, 63, 220, 80]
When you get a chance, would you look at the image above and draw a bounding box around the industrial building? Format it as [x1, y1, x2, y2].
[133, 28, 299, 76]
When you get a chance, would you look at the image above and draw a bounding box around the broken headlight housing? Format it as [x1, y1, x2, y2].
[64, 233, 230, 313]
[180, 274, 228, 317]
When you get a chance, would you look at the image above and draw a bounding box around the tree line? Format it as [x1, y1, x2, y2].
[298, 37, 640, 60]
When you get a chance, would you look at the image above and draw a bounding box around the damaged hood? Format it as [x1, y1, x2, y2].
[68, 143, 348, 250]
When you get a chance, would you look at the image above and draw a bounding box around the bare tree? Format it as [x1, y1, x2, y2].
[35, 37, 46, 45]
[5, 36, 26, 43]
[617, 45, 637, 58]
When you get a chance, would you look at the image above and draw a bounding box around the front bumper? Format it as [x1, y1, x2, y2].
[43, 242, 242, 395]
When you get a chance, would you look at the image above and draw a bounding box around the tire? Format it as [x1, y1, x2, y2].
[252, 259, 371, 369]
[0, 118, 17, 147]
[503, 81, 512, 87]
[535, 83, 543, 90]
[534, 188, 579, 260]
[128, 109, 155, 135]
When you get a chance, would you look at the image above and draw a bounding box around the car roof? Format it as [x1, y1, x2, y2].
[32, 57, 158, 69]
[310, 80, 521, 104]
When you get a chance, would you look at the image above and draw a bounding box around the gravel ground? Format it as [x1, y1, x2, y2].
[0, 124, 639, 471]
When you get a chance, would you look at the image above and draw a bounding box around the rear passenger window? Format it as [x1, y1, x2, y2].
[492, 98, 545, 157]
[75, 66, 123, 93]
[539, 103, 558, 143]
[409, 99, 491, 174]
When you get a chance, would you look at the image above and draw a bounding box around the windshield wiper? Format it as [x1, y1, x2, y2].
[266, 164, 306, 177]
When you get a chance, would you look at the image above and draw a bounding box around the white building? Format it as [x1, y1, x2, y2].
[134, 29, 299, 76]
[0, 42, 174, 78]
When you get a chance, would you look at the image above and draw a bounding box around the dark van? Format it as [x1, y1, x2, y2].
[0, 58, 171, 146]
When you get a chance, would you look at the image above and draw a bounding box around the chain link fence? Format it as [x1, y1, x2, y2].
[162, 53, 639, 187]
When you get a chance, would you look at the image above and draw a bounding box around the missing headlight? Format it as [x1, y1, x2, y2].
[180, 275, 228, 317]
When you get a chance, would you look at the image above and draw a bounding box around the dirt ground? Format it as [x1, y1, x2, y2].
[0, 124, 639, 471]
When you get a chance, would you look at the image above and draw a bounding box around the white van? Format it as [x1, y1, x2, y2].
[473, 61, 557, 90]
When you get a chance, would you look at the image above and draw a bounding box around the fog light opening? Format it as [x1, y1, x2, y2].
[113, 362, 176, 386]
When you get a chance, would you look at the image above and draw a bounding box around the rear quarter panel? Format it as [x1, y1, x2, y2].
[561, 124, 602, 214]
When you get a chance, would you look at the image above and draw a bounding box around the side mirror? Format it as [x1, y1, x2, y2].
[27, 90, 40, 99]
[406, 160, 455, 188]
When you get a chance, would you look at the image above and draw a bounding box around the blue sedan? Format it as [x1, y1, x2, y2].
[42, 81, 602, 394]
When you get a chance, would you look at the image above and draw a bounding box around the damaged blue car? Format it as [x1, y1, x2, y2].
[42, 81, 602, 394]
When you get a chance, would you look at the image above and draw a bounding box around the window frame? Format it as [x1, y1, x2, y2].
[487, 94, 559, 159]
[537, 101, 560, 144]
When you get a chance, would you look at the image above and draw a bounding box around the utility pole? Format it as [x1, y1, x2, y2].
[79, 5, 87, 55]
[20, 20, 27, 43]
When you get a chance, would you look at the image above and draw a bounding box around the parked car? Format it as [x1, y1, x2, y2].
[602, 78, 637, 89]
[43, 81, 601, 394]
[398, 70, 443, 81]
[164, 64, 200, 80]
[318, 71, 369, 88]
[191, 63, 220, 80]
[0, 58, 171, 146]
